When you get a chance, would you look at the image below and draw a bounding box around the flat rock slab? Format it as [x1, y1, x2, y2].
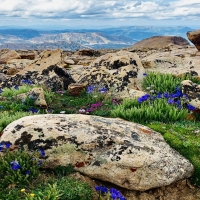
[0, 114, 194, 191]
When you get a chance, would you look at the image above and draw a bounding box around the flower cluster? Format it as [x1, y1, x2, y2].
[56, 90, 66, 94]
[22, 79, 33, 84]
[138, 86, 196, 111]
[87, 85, 107, 94]
[10, 160, 21, 170]
[21, 188, 35, 198]
[112, 98, 122, 105]
[95, 186, 126, 200]
[28, 107, 38, 113]
[87, 102, 102, 112]
[0, 142, 11, 151]
[86, 102, 102, 113]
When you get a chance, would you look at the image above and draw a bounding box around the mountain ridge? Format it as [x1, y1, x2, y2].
[0, 26, 194, 50]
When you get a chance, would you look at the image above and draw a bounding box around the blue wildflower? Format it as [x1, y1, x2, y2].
[95, 186, 108, 194]
[0, 142, 4, 152]
[25, 170, 31, 175]
[168, 99, 174, 104]
[38, 159, 44, 166]
[28, 108, 38, 113]
[175, 100, 181, 106]
[186, 104, 196, 111]
[22, 79, 33, 85]
[87, 85, 95, 94]
[10, 161, 21, 170]
[110, 188, 126, 200]
[0, 88, 3, 93]
[99, 87, 107, 93]
[14, 85, 19, 90]
[138, 94, 150, 103]
[39, 149, 45, 157]
[6, 143, 11, 149]
[143, 73, 147, 76]
[0, 106, 3, 109]
[175, 87, 183, 98]
[156, 93, 162, 98]
[163, 92, 169, 98]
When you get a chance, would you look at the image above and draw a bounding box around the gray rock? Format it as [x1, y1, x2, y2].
[187, 29, 200, 51]
[0, 114, 194, 191]
[181, 80, 200, 109]
[78, 50, 146, 93]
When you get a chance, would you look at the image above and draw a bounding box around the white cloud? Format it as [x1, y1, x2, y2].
[0, 0, 199, 26]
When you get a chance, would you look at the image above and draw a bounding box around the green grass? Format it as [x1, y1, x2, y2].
[142, 71, 200, 93]
[0, 174, 93, 200]
[145, 120, 200, 186]
[110, 98, 188, 123]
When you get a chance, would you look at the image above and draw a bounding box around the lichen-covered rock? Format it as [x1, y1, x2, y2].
[78, 50, 145, 92]
[181, 80, 200, 109]
[0, 50, 75, 91]
[0, 114, 194, 191]
[187, 29, 200, 51]
[16, 87, 47, 108]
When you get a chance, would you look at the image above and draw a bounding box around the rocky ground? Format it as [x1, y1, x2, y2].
[1, 32, 200, 199]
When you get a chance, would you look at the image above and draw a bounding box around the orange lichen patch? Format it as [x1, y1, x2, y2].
[74, 161, 91, 168]
[9, 146, 19, 151]
[130, 168, 137, 172]
[75, 162, 85, 168]
[0, 131, 4, 137]
[139, 127, 152, 134]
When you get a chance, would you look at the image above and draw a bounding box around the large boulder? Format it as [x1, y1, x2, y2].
[187, 29, 200, 51]
[78, 50, 146, 93]
[0, 114, 194, 191]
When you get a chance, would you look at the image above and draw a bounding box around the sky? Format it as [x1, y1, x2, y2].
[0, 0, 199, 29]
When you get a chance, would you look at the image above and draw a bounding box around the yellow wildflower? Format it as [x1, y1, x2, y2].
[21, 188, 25, 192]
[30, 193, 35, 197]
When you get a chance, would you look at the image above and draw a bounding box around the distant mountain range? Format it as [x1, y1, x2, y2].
[0, 26, 194, 50]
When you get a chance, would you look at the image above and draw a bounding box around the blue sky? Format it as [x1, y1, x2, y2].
[0, 0, 199, 29]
